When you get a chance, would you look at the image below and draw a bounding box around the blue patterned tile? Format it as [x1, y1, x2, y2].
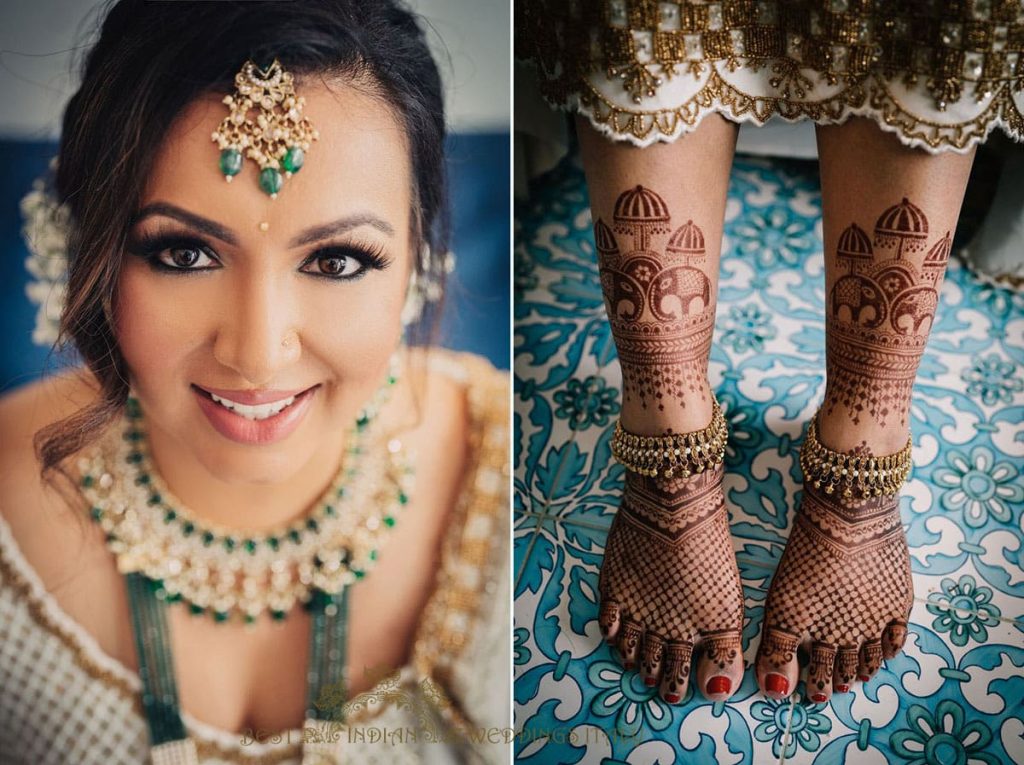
[515, 151, 1024, 763]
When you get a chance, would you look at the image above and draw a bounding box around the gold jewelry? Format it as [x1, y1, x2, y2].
[800, 413, 912, 500]
[78, 363, 414, 624]
[610, 397, 727, 478]
[211, 58, 319, 198]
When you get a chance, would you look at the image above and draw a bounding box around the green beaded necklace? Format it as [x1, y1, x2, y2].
[79, 364, 414, 625]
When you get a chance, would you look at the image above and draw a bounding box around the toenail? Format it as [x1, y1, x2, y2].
[706, 676, 730, 695]
[644, 676, 657, 687]
[858, 675, 870, 682]
[836, 684, 850, 693]
[664, 693, 681, 703]
[765, 674, 789, 695]
[811, 693, 828, 703]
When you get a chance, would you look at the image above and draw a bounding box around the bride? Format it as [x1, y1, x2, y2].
[0, 1, 509, 763]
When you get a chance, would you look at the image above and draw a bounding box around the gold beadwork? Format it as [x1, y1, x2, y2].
[610, 397, 727, 478]
[211, 59, 320, 198]
[800, 413, 912, 500]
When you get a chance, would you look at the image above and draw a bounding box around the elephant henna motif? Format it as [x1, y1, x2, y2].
[594, 186, 716, 412]
[825, 199, 950, 427]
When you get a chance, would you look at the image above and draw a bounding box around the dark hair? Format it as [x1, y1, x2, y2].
[37, 0, 449, 475]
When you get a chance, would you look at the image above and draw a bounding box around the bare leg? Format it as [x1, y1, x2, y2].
[580, 114, 745, 702]
[756, 117, 975, 702]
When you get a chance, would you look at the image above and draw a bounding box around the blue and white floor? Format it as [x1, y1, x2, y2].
[514, 152, 1024, 764]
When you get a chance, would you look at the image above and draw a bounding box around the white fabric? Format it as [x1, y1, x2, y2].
[0, 353, 510, 765]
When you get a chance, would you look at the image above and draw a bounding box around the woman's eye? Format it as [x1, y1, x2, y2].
[302, 254, 364, 278]
[158, 246, 217, 270]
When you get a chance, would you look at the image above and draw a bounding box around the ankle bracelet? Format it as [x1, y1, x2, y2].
[610, 398, 727, 478]
[800, 414, 912, 499]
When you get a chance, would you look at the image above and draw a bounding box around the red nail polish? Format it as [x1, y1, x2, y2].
[858, 675, 870, 682]
[765, 674, 789, 695]
[644, 676, 657, 687]
[624, 662, 635, 671]
[836, 684, 850, 693]
[664, 693, 681, 703]
[706, 676, 731, 695]
[811, 693, 828, 703]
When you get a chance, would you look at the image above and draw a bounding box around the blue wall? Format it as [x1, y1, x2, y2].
[0, 132, 508, 393]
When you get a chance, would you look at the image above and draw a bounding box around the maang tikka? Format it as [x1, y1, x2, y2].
[211, 59, 319, 198]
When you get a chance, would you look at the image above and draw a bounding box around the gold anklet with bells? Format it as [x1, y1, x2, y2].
[800, 413, 913, 500]
[610, 397, 727, 478]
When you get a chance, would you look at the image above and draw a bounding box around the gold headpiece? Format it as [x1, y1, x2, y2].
[211, 59, 319, 198]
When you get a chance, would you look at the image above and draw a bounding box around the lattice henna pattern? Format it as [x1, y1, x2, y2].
[824, 198, 951, 428]
[757, 481, 913, 700]
[595, 186, 716, 412]
[598, 464, 745, 702]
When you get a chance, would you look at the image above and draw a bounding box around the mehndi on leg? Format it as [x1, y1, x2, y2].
[756, 117, 976, 702]
[579, 115, 745, 703]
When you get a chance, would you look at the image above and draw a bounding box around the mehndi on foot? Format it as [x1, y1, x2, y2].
[599, 399, 745, 704]
[755, 414, 914, 703]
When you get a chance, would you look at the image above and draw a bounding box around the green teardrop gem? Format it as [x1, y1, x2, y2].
[259, 167, 283, 196]
[219, 148, 242, 177]
[282, 146, 304, 173]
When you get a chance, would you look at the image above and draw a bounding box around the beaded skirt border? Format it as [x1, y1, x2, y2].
[517, 0, 1024, 151]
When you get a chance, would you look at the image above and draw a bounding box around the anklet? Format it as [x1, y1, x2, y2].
[800, 414, 912, 500]
[610, 398, 727, 478]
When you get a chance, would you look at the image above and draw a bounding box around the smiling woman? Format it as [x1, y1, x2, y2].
[0, 2, 509, 764]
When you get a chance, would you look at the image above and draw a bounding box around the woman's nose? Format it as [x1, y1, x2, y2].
[212, 273, 301, 385]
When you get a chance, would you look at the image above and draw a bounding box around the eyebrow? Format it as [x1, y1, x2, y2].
[131, 203, 396, 247]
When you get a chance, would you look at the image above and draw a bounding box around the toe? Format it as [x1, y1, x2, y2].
[640, 632, 666, 688]
[881, 620, 908, 659]
[832, 645, 859, 694]
[806, 642, 836, 704]
[755, 626, 800, 700]
[617, 618, 643, 671]
[659, 640, 694, 705]
[695, 630, 743, 701]
[599, 600, 621, 645]
[856, 639, 884, 683]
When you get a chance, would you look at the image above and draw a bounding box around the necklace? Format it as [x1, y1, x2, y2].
[78, 366, 415, 624]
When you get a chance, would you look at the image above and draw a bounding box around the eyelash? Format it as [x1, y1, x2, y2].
[126, 232, 392, 281]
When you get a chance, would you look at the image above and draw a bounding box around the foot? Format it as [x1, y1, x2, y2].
[755, 458, 913, 703]
[599, 463, 745, 704]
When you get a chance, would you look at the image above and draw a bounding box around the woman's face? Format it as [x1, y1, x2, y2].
[115, 78, 413, 484]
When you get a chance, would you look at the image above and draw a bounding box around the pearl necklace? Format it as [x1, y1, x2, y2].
[78, 374, 415, 624]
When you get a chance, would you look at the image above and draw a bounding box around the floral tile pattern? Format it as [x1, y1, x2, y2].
[514, 152, 1024, 764]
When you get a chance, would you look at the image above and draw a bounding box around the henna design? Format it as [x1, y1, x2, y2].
[640, 632, 666, 686]
[858, 639, 885, 680]
[757, 627, 799, 674]
[807, 642, 837, 699]
[661, 641, 694, 703]
[618, 618, 644, 669]
[598, 463, 744, 700]
[824, 198, 951, 428]
[595, 185, 716, 411]
[833, 646, 860, 691]
[703, 632, 740, 672]
[758, 480, 914, 695]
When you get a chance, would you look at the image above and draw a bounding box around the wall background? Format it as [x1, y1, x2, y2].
[0, 0, 509, 392]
